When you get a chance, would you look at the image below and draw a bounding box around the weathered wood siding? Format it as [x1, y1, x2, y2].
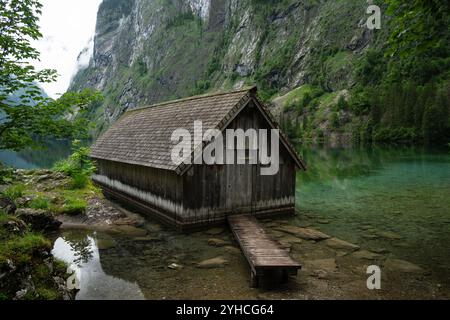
[182, 101, 296, 225]
[92, 159, 184, 225]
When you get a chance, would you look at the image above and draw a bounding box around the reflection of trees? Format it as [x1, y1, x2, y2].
[63, 236, 94, 266]
[18, 139, 90, 169]
[295, 143, 448, 184]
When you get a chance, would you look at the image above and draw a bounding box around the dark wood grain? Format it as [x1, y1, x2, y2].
[228, 214, 301, 283]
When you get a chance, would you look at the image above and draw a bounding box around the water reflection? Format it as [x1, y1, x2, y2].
[52, 233, 145, 300]
[0, 139, 73, 169]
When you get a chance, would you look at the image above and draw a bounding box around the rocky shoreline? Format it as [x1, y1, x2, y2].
[0, 169, 145, 300]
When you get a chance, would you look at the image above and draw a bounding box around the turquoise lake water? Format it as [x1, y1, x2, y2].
[294, 145, 450, 284]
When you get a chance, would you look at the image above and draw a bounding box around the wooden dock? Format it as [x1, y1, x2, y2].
[228, 214, 301, 287]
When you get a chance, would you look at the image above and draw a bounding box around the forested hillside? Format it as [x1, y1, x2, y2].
[70, 0, 450, 145]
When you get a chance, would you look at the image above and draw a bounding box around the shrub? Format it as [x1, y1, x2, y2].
[28, 197, 50, 210]
[0, 164, 14, 184]
[54, 140, 95, 178]
[58, 197, 87, 215]
[3, 184, 25, 201]
[69, 173, 89, 190]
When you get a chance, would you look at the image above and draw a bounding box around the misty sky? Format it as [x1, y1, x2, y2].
[32, 0, 102, 98]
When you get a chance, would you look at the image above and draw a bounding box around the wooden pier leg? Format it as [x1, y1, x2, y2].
[250, 271, 259, 288]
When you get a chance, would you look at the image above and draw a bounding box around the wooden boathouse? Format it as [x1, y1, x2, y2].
[91, 86, 306, 231]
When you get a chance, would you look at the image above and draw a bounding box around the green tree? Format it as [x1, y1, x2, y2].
[0, 0, 101, 151]
[386, 0, 450, 58]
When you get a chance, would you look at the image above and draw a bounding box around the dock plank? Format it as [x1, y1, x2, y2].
[228, 214, 301, 286]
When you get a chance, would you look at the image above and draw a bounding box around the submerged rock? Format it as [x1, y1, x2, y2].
[96, 239, 116, 250]
[168, 263, 183, 270]
[371, 248, 390, 254]
[109, 225, 148, 237]
[377, 231, 402, 240]
[197, 257, 228, 269]
[205, 227, 225, 236]
[306, 258, 337, 273]
[323, 238, 360, 252]
[352, 250, 382, 260]
[133, 236, 162, 242]
[274, 225, 330, 241]
[384, 259, 425, 273]
[224, 246, 241, 255]
[208, 238, 229, 247]
[15, 208, 62, 232]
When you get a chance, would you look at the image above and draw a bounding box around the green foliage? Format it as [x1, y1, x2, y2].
[0, 163, 14, 184]
[337, 95, 348, 111]
[69, 173, 89, 190]
[0, 231, 50, 267]
[386, 0, 450, 59]
[57, 196, 87, 216]
[0, 0, 102, 151]
[28, 197, 50, 210]
[348, 88, 371, 116]
[3, 184, 25, 201]
[54, 140, 96, 189]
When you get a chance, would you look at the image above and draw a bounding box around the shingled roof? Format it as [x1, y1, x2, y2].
[90, 86, 306, 174]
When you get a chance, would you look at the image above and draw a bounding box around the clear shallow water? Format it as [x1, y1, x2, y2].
[295, 145, 450, 283]
[46, 144, 450, 298]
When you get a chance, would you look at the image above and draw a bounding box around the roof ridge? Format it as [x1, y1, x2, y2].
[126, 85, 257, 113]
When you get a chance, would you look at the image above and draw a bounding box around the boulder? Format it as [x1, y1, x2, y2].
[197, 257, 228, 269]
[0, 196, 16, 214]
[323, 238, 360, 252]
[15, 195, 37, 208]
[275, 225, 330, 241]
[15, 208, 62, 232]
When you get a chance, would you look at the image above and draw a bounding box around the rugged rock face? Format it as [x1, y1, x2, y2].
[70, 0, 386, 136]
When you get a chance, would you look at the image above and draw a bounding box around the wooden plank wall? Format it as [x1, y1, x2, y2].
[183, 101, 297, 224]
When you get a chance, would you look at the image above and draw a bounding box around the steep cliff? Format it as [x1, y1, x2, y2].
[70, 0, 389, 136]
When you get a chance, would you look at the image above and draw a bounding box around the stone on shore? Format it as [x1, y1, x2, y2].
[15, 208, 62, 232]
[0, 196, 16, 214]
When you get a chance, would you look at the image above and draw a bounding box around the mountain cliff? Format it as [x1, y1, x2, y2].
[70, 0, 450, 144]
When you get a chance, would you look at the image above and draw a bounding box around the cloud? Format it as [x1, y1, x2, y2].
[31, 0, 103, 99]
